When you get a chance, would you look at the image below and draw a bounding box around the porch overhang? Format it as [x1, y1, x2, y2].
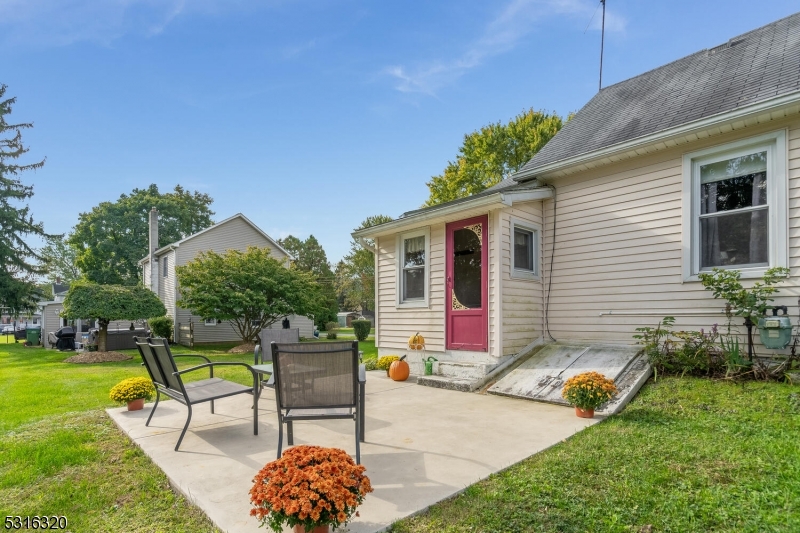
[352, 188, 552, 241]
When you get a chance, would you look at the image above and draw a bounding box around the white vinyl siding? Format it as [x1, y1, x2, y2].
[379, 226, 445, 353]
[161, 250, 177, 320]
[376, 208, 503, 359]
[500, 205, 543, 356]
[539, 117, 800, 344]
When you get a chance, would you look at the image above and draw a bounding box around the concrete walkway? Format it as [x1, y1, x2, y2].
[108, 372, 598, 533]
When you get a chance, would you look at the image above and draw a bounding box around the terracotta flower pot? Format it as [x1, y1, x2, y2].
[127, 398, 145, 411]
[292, 525, 330, 533]
[574, 406, 594, 418]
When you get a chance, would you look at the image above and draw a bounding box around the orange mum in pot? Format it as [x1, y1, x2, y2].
[249, 445, 373, 532]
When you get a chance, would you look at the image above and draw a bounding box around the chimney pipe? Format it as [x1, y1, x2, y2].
[149, 207, 159, 295]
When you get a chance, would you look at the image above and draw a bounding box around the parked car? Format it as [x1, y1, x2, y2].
[1, 325, 15, 334]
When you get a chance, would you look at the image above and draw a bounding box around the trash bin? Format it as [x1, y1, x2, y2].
[26, 327, 41, 346]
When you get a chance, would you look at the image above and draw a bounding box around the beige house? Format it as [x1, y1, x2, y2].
[140, 213, 314, 344]
[353, 13, 800, 376]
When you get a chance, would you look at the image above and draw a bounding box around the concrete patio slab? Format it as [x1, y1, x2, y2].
[108, 372, 598, 533]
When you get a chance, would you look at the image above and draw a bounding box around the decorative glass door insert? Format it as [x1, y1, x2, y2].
[446, 215, 488, 351]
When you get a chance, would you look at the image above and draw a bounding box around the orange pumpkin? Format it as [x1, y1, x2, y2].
[408, 332, 425, 350]
[389, 355, 410, 381]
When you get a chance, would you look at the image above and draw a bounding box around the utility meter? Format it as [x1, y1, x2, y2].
[757, 306, 793, 350]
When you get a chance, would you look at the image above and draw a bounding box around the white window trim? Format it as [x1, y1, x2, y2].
[204, 318, 217, 326]
[396, 227, 430, 308]
[682, 129, 788, 282]
[509, 217, 541, 281]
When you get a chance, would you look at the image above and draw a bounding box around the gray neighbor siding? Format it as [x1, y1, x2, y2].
[172, 216, 297, 344]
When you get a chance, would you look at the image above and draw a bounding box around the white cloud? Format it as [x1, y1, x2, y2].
[0, 0, 263, 47]
[384, 0, 626, 96]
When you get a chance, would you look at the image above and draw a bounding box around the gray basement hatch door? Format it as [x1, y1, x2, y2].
[487, 343, 651, 415]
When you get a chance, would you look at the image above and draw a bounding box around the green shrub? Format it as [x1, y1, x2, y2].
[634, 319, 744, 379]
[326, 332, 338, 340]
[148, 316, 173, 340]
[364, 359, 377, 371]
[324, 321, 339, 332]
[351, 319, 371, 341]
[376, 355, 399, 371]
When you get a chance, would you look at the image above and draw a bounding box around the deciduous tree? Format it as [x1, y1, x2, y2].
[62, 282, 166, 352]
[336, 215, 393, 313]
[424, 108, 564, 206]
[176, 246, 325, 344]
[69, 184, 214, 285]
[278, 234, 338, 328]
[40, 235, 81, 283]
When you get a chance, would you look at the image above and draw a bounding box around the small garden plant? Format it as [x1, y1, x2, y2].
[148, 315, 173, 340]
[325, 321, 339, 340]
[376, 355, 400, 372]
[249, 445, 373, 533]
[109, 377, 155, 404]
[634, 267, 796, 381]
[561, 371, 617, 411]
[351, 319, 371, 341]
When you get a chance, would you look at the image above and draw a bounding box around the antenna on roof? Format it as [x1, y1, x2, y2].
[599, 0, 606, 91]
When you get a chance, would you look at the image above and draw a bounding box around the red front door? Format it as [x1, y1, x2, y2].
[445, 215, 488, 351]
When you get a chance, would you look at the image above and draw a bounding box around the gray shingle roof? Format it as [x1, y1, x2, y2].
[399, 179, 543, 219]
[517, 11, 800, 177]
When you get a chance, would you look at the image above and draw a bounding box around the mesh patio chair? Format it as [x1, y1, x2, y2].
[270, 341, 365, 463]
[133, 337, 259, 451]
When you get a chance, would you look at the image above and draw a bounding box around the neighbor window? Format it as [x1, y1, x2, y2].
[510, 219, 540, 280]
[683, 130, 787, 280]
[396, 228, 430, 307]
[163, 256, 169, 277]
[204, 318, 217, 326]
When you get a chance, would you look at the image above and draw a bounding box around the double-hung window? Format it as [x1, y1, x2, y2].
[397, 228, 430, 307]
[683, 130, 787, 279]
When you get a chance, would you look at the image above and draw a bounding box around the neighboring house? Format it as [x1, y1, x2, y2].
[139, 212, 314, 344]
[353, 13, 800, 372]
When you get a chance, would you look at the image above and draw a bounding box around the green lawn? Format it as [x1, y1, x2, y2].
[393, 377, 800, 533]
[2, 339, 797, 532]
[0, 339, 376, 531]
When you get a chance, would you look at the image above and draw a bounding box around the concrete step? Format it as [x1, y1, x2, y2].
[415, 374, 482, 392]
[437, 361, 497, 380]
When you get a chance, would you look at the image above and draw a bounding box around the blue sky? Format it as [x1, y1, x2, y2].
[3, 0, 799, 263]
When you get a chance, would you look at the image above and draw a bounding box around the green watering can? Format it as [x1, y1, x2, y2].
[423, 356, 438, 376]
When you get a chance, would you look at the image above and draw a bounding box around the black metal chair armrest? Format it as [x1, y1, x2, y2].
[174, 361, 258, 380]
[172, 354, 212, 363]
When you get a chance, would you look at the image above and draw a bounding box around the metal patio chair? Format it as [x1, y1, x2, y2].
[133, 337, 259, 451]
[270, 341, 365, 463]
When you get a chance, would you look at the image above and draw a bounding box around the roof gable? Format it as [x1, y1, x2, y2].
[140, 213, 290, 263]
[517, 11, 800, 178]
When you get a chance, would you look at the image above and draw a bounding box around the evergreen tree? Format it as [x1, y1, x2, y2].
[0, 84, 50, 314]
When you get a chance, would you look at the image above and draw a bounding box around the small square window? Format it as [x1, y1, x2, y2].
[510, 219, 540, 280]
[204, 318, 217, 326]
